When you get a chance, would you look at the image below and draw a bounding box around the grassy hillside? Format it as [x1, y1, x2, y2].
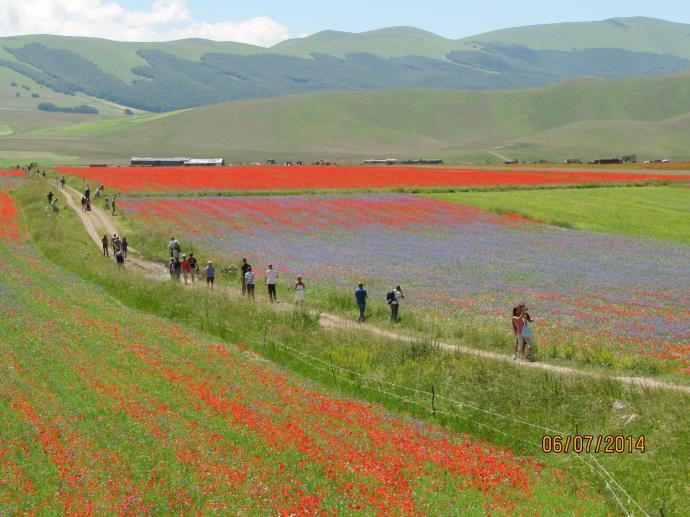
[465, 17, 690, 59]
[1, 17, 689, 112]
[3, 73, 690, 163]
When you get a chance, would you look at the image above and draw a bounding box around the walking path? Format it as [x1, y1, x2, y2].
[57, 184, 690, 394]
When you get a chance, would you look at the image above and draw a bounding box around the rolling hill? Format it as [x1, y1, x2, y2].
[3, 72, 689, 164]
[0, 17, 689, 112]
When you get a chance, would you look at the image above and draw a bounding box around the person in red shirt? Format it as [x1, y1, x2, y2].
[181, 254, 193, 285]
[511, 303, 525, 360]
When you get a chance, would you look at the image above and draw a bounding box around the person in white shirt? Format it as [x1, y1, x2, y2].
[388, 285, 404, 322]
[244, 267, 255, 299]
[294, 276, 305, 305]
[266, 264, 278, 302]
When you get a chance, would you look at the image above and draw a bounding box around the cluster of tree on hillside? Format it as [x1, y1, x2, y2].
[38, 102, 98, 114]
[2, 42, 688, 113]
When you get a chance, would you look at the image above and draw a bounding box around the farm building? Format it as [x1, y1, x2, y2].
[130, 157, 224, 166]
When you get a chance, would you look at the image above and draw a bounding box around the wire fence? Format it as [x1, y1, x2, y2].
[252, 335, 649, 517]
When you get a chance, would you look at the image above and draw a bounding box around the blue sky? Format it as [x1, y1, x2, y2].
[117, 0, 690, 38]
[1, 0, 688, 45]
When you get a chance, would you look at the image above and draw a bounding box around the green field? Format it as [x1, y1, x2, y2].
[429, 186, 690, 244]
[7, 179, 689, 514]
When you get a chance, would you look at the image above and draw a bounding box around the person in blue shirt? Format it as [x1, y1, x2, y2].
[205, 261, 215, 289]
[355, 283, 368, 322]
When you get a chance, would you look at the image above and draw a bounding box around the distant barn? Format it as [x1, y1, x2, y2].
[130, 157, 224, 166]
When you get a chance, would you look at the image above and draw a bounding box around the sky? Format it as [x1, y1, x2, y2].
[0, 0, 688, 46]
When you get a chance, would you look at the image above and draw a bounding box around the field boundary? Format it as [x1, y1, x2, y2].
[56, 183, 690, 394]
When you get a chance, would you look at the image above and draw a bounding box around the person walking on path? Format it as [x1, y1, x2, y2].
[266, 264, 278, 302]
[60, 176, 66, 188]
[86, 198, 92, 212]
[520, 307, 535, 361]
[121, 237, 128, 261]
[511, 304, 526, 361]
[115, 250, 125, 268]
[181, 254, 192, 285]
[167, 258, 176, 280]
[168, 237, 178, 258]
[355, 283, 368, 322]
[244, 266, 255, 299]
[104, 197, 110, 211]
[102, 234, 109, 257]
[47, 191, 54, 204]
[187, 253, 198, 284]
[80, 195, 86, 212]
[205, 261, 215, 289]
[387, 286, 404, 322]
[173, 257, 182, 281]
[111, 196, 116, 216]
[111, 234, 121, 254]
[240, 258, 251, 295]
[294, 276, 305, 305]
[84, 185, 90, 202]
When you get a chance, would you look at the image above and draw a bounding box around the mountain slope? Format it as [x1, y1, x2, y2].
[0, 17, 689, 112]
[3, 72, 689, 163]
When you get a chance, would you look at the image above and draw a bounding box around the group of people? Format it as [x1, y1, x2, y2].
[80, 184, 116, 215]
[511, 302, 534, 361]
[102, 233, 128, 266]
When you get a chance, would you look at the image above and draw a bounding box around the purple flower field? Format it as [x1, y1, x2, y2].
[121, 194, 690, 372]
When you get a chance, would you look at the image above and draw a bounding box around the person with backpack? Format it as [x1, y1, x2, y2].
[240, 258, 251, 295]
[205, 261, 215, 289]
[187, 253, 199, 283]
[102, 234, 109, 257]
[355, 283, 368, 322]
[387, 286, 404, 322]
[181, 254, 192, 285]
[244, 266, 255, 299]
[266, 264, 278, 302]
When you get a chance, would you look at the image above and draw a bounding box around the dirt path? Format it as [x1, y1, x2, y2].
[57, 184, 690, 394]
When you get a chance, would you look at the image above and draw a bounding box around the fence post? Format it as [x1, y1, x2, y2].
[431, 385, 436, 417]
[329, 353, 336, 383]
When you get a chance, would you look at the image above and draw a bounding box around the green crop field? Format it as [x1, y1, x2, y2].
[429, 186, 690, 244]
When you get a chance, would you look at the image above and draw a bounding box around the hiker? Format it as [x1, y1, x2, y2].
[47, 191, 54, 204]
[121, 237, 128, 260]
[104, 197, 110, 210]
[168, 237, 180, 259]
[240, 258, 251, 295]
[266, 264, 278, 302]
[111, 234, 121, 253]
[181, 254, 192, 285]
[511, 303, 526, 361]
[387, 285, 404, 322]
[85, 185, 90, 201]
[294, 276, 305, 304]
[355, 283, 368, 322]
[244, 266, 255, 299]
[111, 196, 116, 215]
[173, 257, 182, 281]
[50, 197, 59, 214]
[115, 250, 125, 267]
[60, 176, 66, 188]
[167, 258, 176, 280]
[187, 253, 199, 283]
[80, 195, 86, 212]
[205, 261, 215, 289]
[520, 307, 535, 361]
[86, 199, 92, 212]
[94, 187, 101, 199]
[102, 234, 109, 257]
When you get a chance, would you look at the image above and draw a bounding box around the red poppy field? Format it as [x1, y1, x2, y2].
[57, 165, 690, 193]
[0, 186, 606, 514]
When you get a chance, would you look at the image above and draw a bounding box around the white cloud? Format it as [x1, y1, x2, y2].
[0, 0, 291, 46]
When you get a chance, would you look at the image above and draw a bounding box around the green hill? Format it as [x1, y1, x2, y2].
[3, 72, 689, 164]
[0, 17, 689, 112]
